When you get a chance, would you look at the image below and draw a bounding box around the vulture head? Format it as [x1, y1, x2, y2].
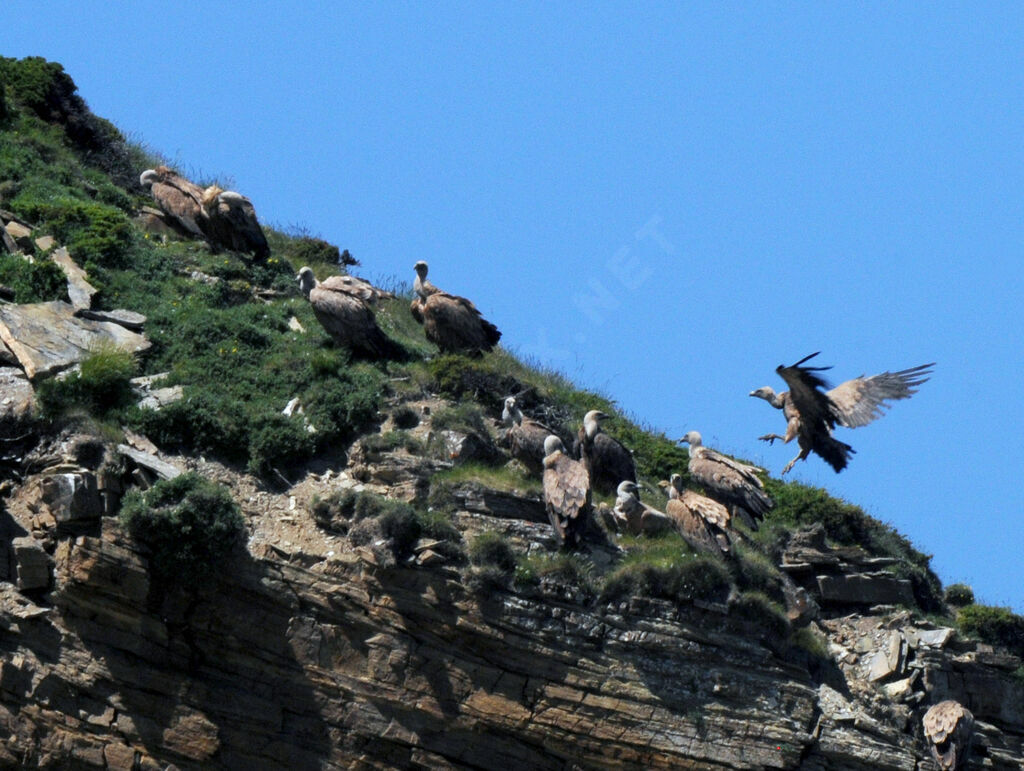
[583, 409, 610, 439]
[139, 169, 159, 190]
[296, 266, 317, 297]
[616, 481, 640, 499]
[678, 431, 703, 448]
[414, 261, 429, 279]
[749, 386, 777, 402]
[543, 434, 567, 458]
[502, 396, 521, 426]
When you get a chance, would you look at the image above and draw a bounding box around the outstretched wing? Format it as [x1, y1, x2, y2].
[827, 363, 934, 428]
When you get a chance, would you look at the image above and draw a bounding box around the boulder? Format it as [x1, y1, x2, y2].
[75, 308, 146, 331]
[3, 221, 33, 252]
[13, 536, 53, 591]
[50, 247, 96, 310]
[0, 301, 150, 379]
[817, 572, 915, 607]
[0, 366, 35, 427]
[38, 472, 104, 526]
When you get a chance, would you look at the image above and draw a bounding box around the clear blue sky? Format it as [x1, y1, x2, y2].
[5, 3, 1022, 610]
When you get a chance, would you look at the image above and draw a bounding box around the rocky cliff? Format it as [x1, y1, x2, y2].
[0, 56, 1022, 770]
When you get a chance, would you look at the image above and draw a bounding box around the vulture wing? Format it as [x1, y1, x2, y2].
[421, 292, 501, 353]
[922, 700, 974, 770]
[679, 489, 731, 530]
[309, 285, 393, 357]
[509, 419, 555, 474]
[666, 497, 731, 554]
[149, 176, 206, 237]
[827, 363, 934, 428]
[583, 433, 637, 493]
[320, 274, 394, 305]
[208, 192, 270, 259]
[776, 352, 838, 433]
[543, 453, 591, 547]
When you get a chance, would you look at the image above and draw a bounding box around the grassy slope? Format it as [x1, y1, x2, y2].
[9, 56, 1021, 644]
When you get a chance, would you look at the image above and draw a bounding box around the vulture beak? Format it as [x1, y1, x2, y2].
[748, 390, 757, 397]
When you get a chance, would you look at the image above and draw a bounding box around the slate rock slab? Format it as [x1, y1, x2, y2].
[50, 247, 97, 310]
[0, 301, 150, 379]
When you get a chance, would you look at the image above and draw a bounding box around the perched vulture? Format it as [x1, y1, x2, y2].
[612, 481, 674, 537]
[410, 261, 501, 354]
[501, 396, 555, 475]
[659, 474, 733, 554]
[140, 167, 270, 259]
[297, 266, 398, 358]
[140, 166, 207, 238]
[575, 410, 637, 495]
[542, 435, 592, 549]
[678, 431, 772, 530]
[922, 700, 974, 771]
[750, 352, 934, 474]
[200, 186, 270, 260]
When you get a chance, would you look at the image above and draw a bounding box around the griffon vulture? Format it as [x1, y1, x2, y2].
[139, 166, 207, 238]
[750, 353, 934, 474]
[297, 267, 398, 358]
[542, 435, 592, 549]
[922, 700, 974, 771]
[659, 474, 733, 554]
[575, 410, 637, 495]
[200, 186, 270, 260]
[678, 431, 772, 530]
[410, 261, 501, 354]
[612, 481, 673, 537]
[501, 396, 555, 475]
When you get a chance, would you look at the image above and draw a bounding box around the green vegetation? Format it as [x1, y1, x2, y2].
[955, 604, 1024, 659]
[600, 534, 731, 605]
[0, 253, 67, 302]
[945, 583, 975, 607]
[37, 345, 138, 418]
[119, 473, 245, 583]
[361, 430, 426, 456]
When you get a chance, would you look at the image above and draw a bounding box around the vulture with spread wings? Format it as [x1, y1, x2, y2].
[750, 352, 934, 474]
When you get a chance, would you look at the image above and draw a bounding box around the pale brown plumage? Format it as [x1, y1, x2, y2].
[612, 481, 674, 537]
[140, 166, 207, 238]
[201, 187, 270, 260]
[141, 167, 270, 259]
[410, 261, 501, 354]
[542, 435, 592, 549]
[678, 431, 772, 530]
[297, 266, 397, 358]
[502, 396, 555, 475]
[658, 475, 732, 554]
[575, 410, 637, 495]
[751, 352, 934, 474]
[922, 700, 974, 770]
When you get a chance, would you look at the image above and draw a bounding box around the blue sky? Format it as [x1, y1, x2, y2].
[5, 3, 1022, 610]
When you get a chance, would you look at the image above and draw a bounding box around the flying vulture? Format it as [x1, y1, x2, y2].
[678, 431, 772, 530]
[612, 481, 673, 537]
[297, 267, 398, 358]
[410, 261, 501, 354]
[501, 396, 556, 475]
[575, 410, 637, 495]
[200, 186, 270, 260]
[922, 700, 974, 771]
[139, 166, 207, 238]
[542, 435, 593, 549]
[750, 352, 934, 474]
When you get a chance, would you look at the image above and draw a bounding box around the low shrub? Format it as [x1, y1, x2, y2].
[119, 473, 245, 583]
[391, 405, 421, 429]
[945, 583, 975, 607]
[600, 538, 731, 606]
[361, 430, 425, 456]
[0, 254, 67, 302]
[37, 345, 137, 418]
[469, 532, 518, 573]
[730, 591, 791, 640]
[956, 604, 1024, 658]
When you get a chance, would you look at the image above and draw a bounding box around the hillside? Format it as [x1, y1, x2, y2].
[0, 56, 1021, 769]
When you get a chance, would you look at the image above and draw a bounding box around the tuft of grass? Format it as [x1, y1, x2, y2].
[0, 254, 67, 302]
[361, 430, 426, 456]
[790, 625, 830, 660]
[516, 551, 595, 598]
[730, 591, 791, 640]
[600, 534, 731, 606]
[469, 532, 518, 573]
